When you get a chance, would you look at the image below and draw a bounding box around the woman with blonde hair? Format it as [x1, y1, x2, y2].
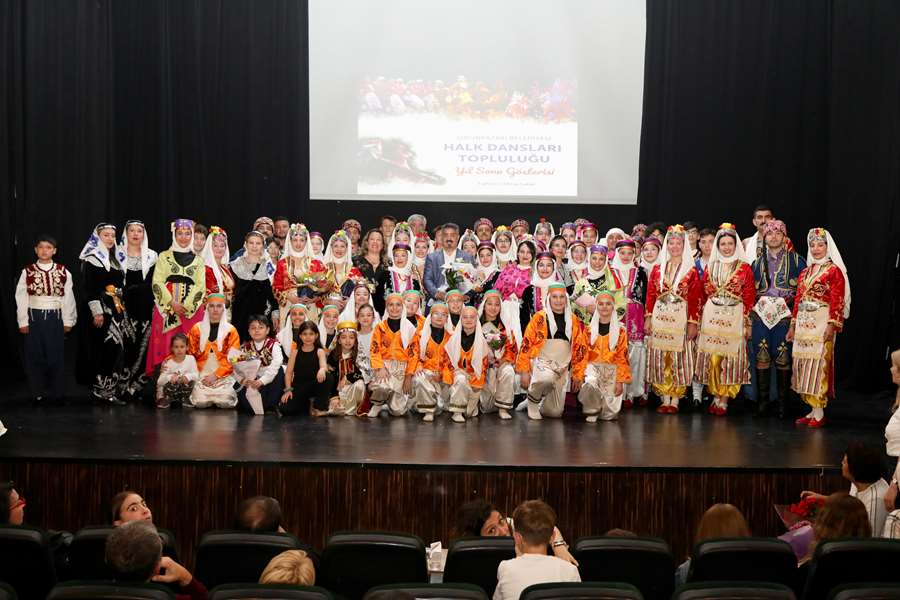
[881, 349, 900, 514]
[259, 549, 316, 586]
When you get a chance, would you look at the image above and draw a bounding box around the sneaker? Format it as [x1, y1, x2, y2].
[498, 409, 512, 420]
[367, 404, 382, 418]
[422, 413, 434, 422]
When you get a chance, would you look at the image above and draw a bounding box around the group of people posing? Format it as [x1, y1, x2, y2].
[15, 207, 849, 426]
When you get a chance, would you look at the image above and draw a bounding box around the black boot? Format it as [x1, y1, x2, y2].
[754, 368, 771, 417]
[776, 369, 791, 419]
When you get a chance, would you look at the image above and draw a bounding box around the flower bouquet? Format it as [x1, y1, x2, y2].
[298, 259, 330, 294]
[442, 260, 477, 294]
[788, 496, 825, 522]
[482, 322, 508, 358]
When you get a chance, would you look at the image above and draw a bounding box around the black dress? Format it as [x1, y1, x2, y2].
[230, 258, 277, 343]
[121, 256, 155, 396]
[353, 254, 388, 314]
[281, 347, 334, 415]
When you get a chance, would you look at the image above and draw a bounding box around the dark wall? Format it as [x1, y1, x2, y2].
[1, 0, 898, 393]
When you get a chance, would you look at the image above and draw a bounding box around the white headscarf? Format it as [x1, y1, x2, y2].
[388, 222, 413, 258]
[457, 229, 479, 253]
[531, 254, 561, 311]
[478, 291, 516, 352]
[340, 284, 381, 323]
[444, 306, 486, 378]
[590, 292, 622, 351]
[396, 296, 418, 348]
[197, 297, 234, 353]
[278, 304, 308, 353]
[389, 246, 413, 278]
[307, 232, 326, 262]
[418, 303, 449, 360]
[806, 228, 851, 319]
[169, 219, 195, 253]
[318, 305, 341, 350]
[475, 244, 498, 282]
[285, 223, 309, 259]
[79, 223, 117, 271]
[604, 227, 627, 249]
[323, 230, 352, 266]
[611, 241, 637, 274]
[658, 227, 692, 288]
[201, 227, 231, 292]
[533, 220, 556, 239]
[566, 241, 589, 278]
[709, 224, 748, 265]
[116, 220, 158, 279]
[545, 285, 573, 341]
[492, 228, 517, 265]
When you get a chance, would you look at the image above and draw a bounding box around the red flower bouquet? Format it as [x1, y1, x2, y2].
[299, 259, 330, 293]
[788, 496, 825, 522]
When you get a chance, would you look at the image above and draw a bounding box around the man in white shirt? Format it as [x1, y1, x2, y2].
[493, 500, 580, 600]
[423, 223, 475, 305]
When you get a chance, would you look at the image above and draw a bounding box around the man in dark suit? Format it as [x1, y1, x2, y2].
[423, 223, 475, 305]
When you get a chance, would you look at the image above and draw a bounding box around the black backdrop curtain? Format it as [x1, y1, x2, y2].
[1, 0, 898, 397]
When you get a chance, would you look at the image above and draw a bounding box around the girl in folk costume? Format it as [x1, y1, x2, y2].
[146, 219, 206, 375]
[278, 303, 308, 362]
[604, 228, 627, 260]
[576, 222, 599, 247]
[272, 223, 313, 329]
[116, 220, 158, 397]
[494, 239, 537, 349]
[355, 304, 377, 385]
[516, 283, 587, 420]
[610, 238, 648, 408]
[411, 234, 432, 289]
[572, 291, 631, 422]
[560, 222, 578, 246]
[479, 289, 519, 419]
[411, 302, 452, 421]
[318, 304, 341, 351]
[471, 241, 500, 307]
[387, 221, 413, 258]
[327, 321, 367, 416]
[533, 219, 555, 249]
[340, 282, 380, 323]
[324, 230, 358, 298]
[445, 305, 490, 422]
[458, 229, 480, 257]
[491, 227, 517, 270]
[787, 228, 851, 428]
[403, 289, 426, 331]
[230, 231, 277, 343]
[446, 289, 466, 331]
[187, 294, 240, 408]
[280, 321, 333, 417]
[379, 243, 420, 299]
[78, 223, 130, 404]
[367, 292, 418, 418]
[202, 226, 235, 314]
[640, 236, 662, 277]
[308, 231, 326, 262]
[530, 251, 562, 321]
[694, 224, 756, 416]
[645, 225, 703, 414]
[572, 245, 625, 314]
[155, 333, 198, 409]
[234, 314, 284, 414]
[565, 240, 589, 286]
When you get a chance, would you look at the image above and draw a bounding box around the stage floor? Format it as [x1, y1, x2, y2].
[0, 399, 885, 470]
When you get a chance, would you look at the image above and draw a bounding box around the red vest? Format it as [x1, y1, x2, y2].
[25, 263, 68, 297]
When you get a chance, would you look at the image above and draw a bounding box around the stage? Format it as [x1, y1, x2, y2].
[0, 398, 885, 565]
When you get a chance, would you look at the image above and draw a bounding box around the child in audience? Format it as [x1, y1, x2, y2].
[493, 499, 580, 600]
[156, 333, 198, 408]
[259, 550, 316, 586]
[328, 321, 366, 416]
[235, 315, 284, 414]
[368, 293, 417, 417]
[280, 321, 332, 417]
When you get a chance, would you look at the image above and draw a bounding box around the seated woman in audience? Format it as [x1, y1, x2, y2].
[111, 490, 153, 525]
[259, 550, 316, 586]
[798, 493, 871, 580]
[235, 496, 285, 533]
[675, 503, 750, 585]
[801, 441, 889, 535]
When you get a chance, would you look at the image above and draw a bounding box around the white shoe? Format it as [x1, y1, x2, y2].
[422, 413, 434, 422]
[527, 401, 543, 420]
[498, 409, 512, 420]
[367, 404, 382, 418]
[451, 413, 465, 423]
[585, 415, 598, 423]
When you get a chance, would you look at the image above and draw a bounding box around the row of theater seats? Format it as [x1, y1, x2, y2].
[3, 525, 900, 599]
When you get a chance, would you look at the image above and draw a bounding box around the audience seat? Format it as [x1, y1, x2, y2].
[572, 536, 675, 600]
[0, 582, 16, 600]
[802, 539, 900, 600]
[673, 582, 795, 599]
[195, 530, 316, 590]
[319, 532, 427, 600]
[442, 536, 516, 598]
[363, 582, 487, 599]
[520, 581, 644, 599]
[688, 537, 798, 591]
[67, 525, 178, 580]
[47, 581, 176, 600]
[828, 582, 900, 599]
[0, 524, 57, 600]
[208, 583, 334, 599]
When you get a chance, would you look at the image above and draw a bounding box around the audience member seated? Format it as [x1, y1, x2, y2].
[492, 500, 580, 600]
[105, 520, 208, 600]
[604, 528, 637, 537]
[801, 441, 889, 536]
[235, 496, 286, 533]
[675, 503, 750, 585]
[258, 550, 316, 586]
[798, 492, 871, 580]
[453, 499, 578, 565]
[883, 492, 900, 538]
[1, 481, 25, 526]
[111, 491, 153, 525]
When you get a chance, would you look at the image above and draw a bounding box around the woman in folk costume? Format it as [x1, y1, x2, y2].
[604, 228, 627, 260]
[324, 229, 357, 298]
[565, 240, 590, 286]
[379, 243, 420, 299]
[272, 223, 313, 329]
[278, 303, 308, 361]
[576, 222, 599, 247]
[471, 241, 500, 307]
[694, 223, 756, 416]
[410, 302, 453, 421]
[445, 305, 490, 422]
[787, 228, 850, 428]
[639, 236, 663, 278]
[202, 226, 236, 315]
[230, 231, 277, 343]
[367, 292, 418, 418]
[495, 239, 537, 350]
[411, 233, 432, 290]
[308, 231, 326, 262]
[549, 235, 571, 287]
[458, 228, 480, 257]
[572, 245, 625, 316]
[78, 223, 130, 404]
[187, 293, 240, 408]
[559, 222, 578, 246]
[116, 220, 158, 397]
[492, 226, 517, 270]
[479, 289, 519, 419]
[340, 281, 380, 324]
[327, 320, 367, 416]
[533, 218, 555, 249]
[387, 221, 414, 258]
[146, 219, 207, 375]
[516, 282, 587, 420]
[572, 291, 631, 422]
[645, 224, 703, 414]
[610, 238, 648, 408]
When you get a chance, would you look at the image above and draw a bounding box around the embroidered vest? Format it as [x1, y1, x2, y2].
[25, 264, 67, 297]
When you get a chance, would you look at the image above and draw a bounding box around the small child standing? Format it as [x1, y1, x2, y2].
[156, 333, 198, 408]
[15, 235, 77, 402]
[493, 500, 581, 600]
[327, 321, 366, 416]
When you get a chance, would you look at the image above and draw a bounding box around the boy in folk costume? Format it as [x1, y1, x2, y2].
[445, 305, 490, 422]
[410, 302, 452, 421]
[187, 293, 241, 408]
[572, 291, 631, 422]
[516, 283, 587, 420]
[644, 225, 703, 414]
[786, 228, 850, 428]
[367, 292, 417, 417]
[15, 235, 77, 403]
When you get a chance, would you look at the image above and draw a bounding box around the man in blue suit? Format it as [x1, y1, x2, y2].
[423, 223, 475, 305]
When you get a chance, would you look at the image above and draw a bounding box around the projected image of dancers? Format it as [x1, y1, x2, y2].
[357, 137, 447, 186]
